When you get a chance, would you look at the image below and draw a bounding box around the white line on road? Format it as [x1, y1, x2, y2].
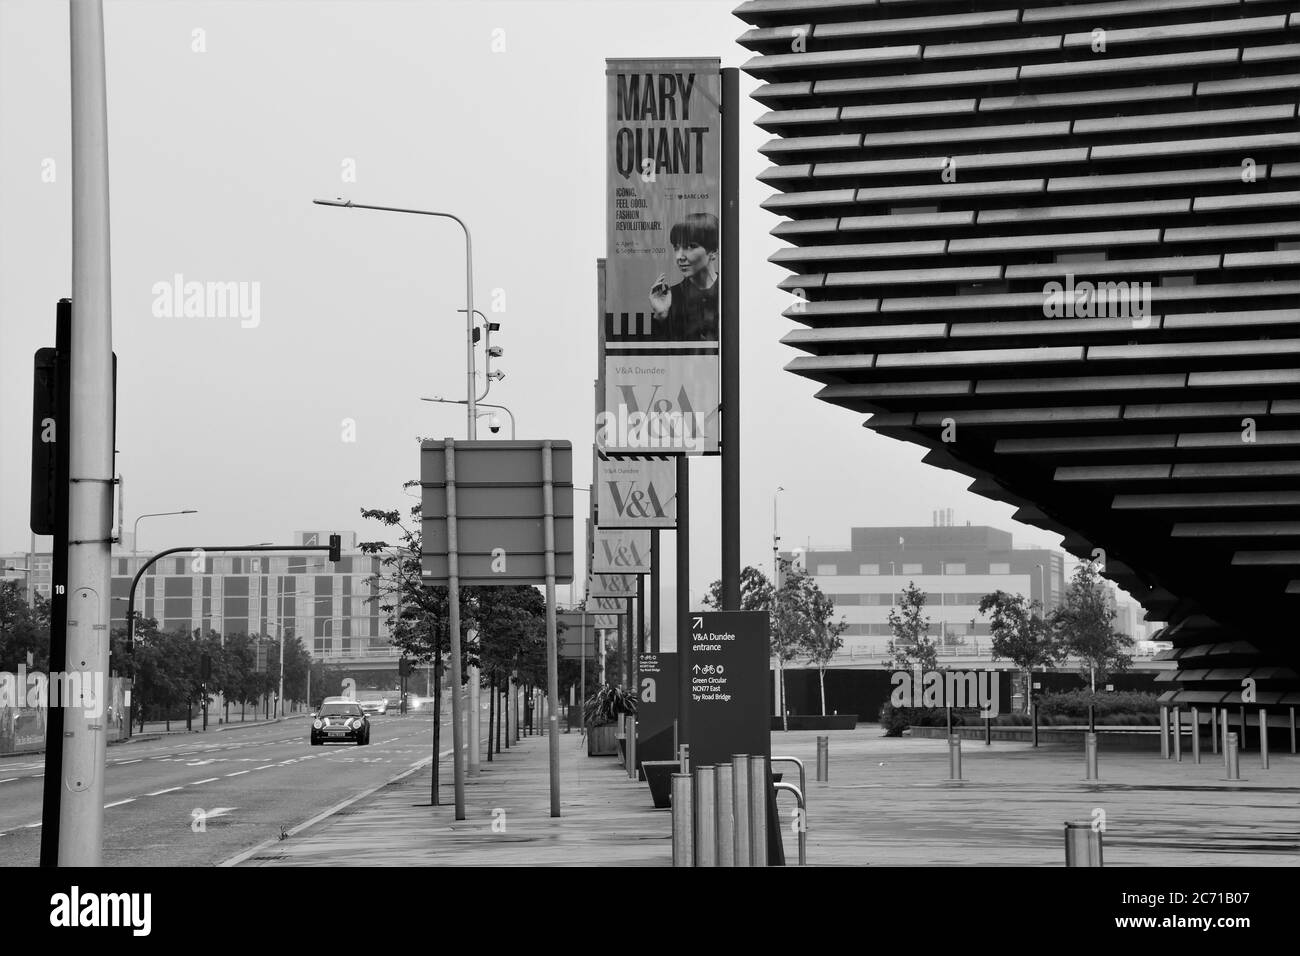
[225, 770, 250, 777]
[0, 779, 17, 784]
[253, 765, 275, 770]
[146, 787, 182, 796]
[115, 758, 142, 765]
[191, 777, 220, 785]
[104, 798, 135, 808]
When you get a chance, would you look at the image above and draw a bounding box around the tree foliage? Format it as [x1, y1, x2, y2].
[885, 581, 938, 672]
[0, 581, 51, 672]
[1049, 561, 1134, 685]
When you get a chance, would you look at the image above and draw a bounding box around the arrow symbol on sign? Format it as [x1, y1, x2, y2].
[692, 616, 703, 629]
[692, 665, 701, 673]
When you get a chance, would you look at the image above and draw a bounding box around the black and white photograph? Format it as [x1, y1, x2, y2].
[0, 0, 1296, 931]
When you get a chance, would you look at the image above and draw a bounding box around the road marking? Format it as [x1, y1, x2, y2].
[0, 778, 17, 784]
[115, 758, 142, 765]
[225, 770, 250, 777]
[192, 777, 220, 785]
[24, 822, 41, 828]
[253, 765, 275, 770]
[104, 798, 135, 808]
[146, 786, 182, 796]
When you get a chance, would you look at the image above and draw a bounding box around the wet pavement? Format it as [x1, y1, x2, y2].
[235, 725, 1300, 866]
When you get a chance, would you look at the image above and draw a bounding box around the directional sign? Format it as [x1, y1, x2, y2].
[592, 528, 652, 573]
[420, 440, 574, 586]
[587, 572, 638, 598]
[636, 652, 677, 769]
[687, 610, 770, 768]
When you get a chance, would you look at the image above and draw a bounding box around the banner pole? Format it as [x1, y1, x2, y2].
[721, 66, 741, 612]
[651, 529, 661, 653]
[677, 455, 691, 750]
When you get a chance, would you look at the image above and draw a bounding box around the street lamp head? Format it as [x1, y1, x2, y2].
[312, 198, 353, 208]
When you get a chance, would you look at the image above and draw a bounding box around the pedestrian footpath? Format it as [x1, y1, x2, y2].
[237, 726, 1300, 867]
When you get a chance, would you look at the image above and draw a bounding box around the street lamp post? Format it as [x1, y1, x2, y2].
[773, 486, 785, 726]
[133, 509, 198, 555]
[312, 198, 477, 437]
[315, 196, 478, 807]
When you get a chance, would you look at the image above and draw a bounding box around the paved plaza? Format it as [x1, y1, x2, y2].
[234, 726, 1300, 867]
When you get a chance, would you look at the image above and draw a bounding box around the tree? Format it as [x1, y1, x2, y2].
[359, 488, 469, 806]
[0, 581, 50, 672]
[797, 580, 847, 717]
[702, 566, 773, 613]
[1050, 562, 1134, 689]
[979, 590, 1061, 713]
[885, 581, 937, 672]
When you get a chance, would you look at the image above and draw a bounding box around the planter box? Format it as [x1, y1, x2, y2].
[641, 760, 680, 809]
[770, 714, 858, 731]
[586, 722, 619, 756]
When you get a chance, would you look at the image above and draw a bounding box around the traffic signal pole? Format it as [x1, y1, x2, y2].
[125, 543, 340, 648]
[59, 0, 115, 867]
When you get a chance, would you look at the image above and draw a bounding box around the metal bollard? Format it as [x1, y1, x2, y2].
[1159, 705, 1169, 759]
[1222, 709, 1230, 769]
[749, 755, 768, 867]
[1259, 709, 1269, 770]
[1085, 732, 1099, 780]
[1239, 705, 1248, 751]
[671, 773, 693, 867]
[1032, 703, 1039, 748]
[1172, 707, 1181, 763]
[1211, 707, 1218, 754]
[1227, 732, 1239, 780]
[1291, 707, 1297, 754]
[1064, 822, 1103, 867]
[731, 755, 751, 867]
[816, 736, 828, 782]
[945, 706, 952, 736]
[1191, 707, 1200, 764]
[694, 765, 717, 867]
[714, 763, 734, 867]
[627, 714, 637, 780]
[948, 734, 962, 780]
[985, 715, 992, 746]
[679, 743, 690, 775]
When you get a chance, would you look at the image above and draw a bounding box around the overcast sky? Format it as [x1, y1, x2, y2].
[0, 0, 1072, 602]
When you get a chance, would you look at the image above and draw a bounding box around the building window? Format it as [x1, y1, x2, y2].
[989, 562, 1010, 575]
[944, 563, 965, 575]
[859, 564, 879, 575]
[902, 563, 922, 575]
[816, 564, 837, 576]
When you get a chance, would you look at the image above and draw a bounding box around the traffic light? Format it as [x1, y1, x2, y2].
[328, 533, 341, 563]
[398, 659, 411, 677]
[472, 326, 482, 344]
[201, 653, 212, 682]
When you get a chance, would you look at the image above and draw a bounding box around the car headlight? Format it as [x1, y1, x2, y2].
[313, 719, 323, 730]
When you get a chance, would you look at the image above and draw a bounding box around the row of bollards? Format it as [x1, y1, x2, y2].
[1160, 705, 1296, 770]
[670, 754, 784, 867]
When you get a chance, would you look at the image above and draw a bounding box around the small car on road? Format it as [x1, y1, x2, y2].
[310, 700, 370, 746]
[357, 692, 389, 717]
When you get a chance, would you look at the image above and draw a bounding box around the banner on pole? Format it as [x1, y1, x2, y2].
[601, 58, 722, 456]
[592, 527, 652, 573]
